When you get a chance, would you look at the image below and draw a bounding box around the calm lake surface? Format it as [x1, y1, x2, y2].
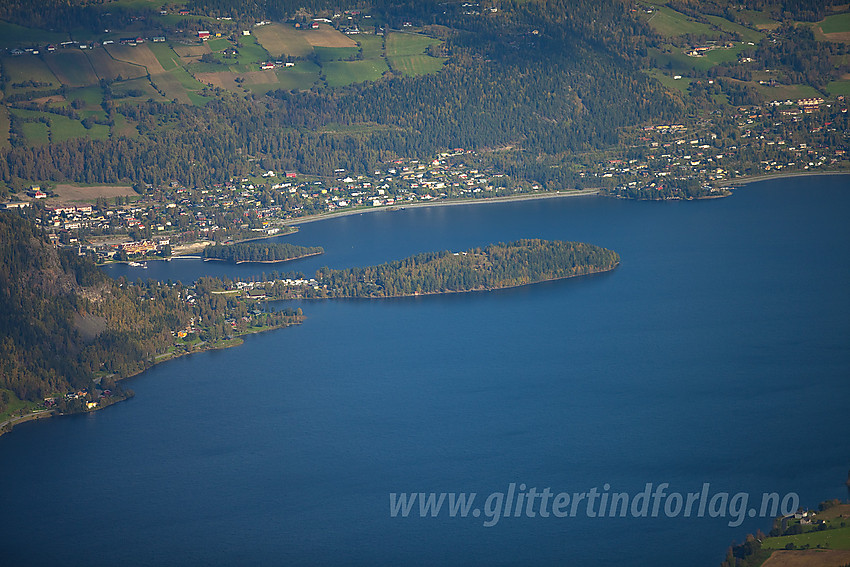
[2, 176, 849, 566]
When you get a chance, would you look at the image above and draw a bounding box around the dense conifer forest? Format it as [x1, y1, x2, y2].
[203, 241, 324, 263]
[315, 239, 620, 298]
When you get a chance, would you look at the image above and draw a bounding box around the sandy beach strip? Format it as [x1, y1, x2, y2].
[281, 189, 599, 227]
[726, 169, 850, 187]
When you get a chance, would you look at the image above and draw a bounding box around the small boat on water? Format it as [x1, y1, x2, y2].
[127, 261, 148, 268]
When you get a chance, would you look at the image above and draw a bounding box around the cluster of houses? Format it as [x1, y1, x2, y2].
[685, 42, 736, 57]
[603, 97, 848, 195]
[43, 388, 112, 410]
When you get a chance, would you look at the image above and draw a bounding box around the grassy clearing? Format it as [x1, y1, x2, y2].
[150, 72, 192, 104]
[44, 51, 99, 86]
[189, 61, 230, 75]
[762, 526, 850, 550]
[161, 64, 205, 92]
[12, 107, 108, 143]
[1, 56, 60, 92]
[821, 12, 850, 34]
[0, 389, 38, 424]
[0, 22, 69, 50]
[172, 44, 209, 58]
[826, 79, 850, 96]
[645, 5, 715, 37]
[51, 113, 109, 142]
[386, 32, 438, 56]
[254, 23, 314, 58]
[111, 77, 166, 102]
[648, 47, 714, 72]
[186, 91, 211, 106]
[206, 38, 232, 52]
[148, 42, 181, 71]
[358, 35, 384, 59]
[111, 112, 137, 137]
[303, 26, 358, 48]
[388, 55, 445, 76]
[314, 46, 360, 61]
[53, 183, 136, 202]
[757, 83, 824, 100]
[703, 43, 749, 65]
[21, 122, 49, 144]
[85, 48, 146, 81]
[276, 62, 321, 90]
[705, 15, 765, 43]
[233, 35, 271, 67]
[644, 68, 692, 93]
[68, 86, 104, 109]
[323, 59, 388, 87]
[736, 9, 780, 30]
[105, 44, 164, 74]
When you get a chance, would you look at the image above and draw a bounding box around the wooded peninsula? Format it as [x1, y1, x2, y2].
[314, 239, 619, 298]
[0, 208, 618, 435]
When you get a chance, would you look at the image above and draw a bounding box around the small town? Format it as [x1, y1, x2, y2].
[2, 91, 847, 261]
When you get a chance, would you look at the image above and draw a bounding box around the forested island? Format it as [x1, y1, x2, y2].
[203, 241, 324, 263]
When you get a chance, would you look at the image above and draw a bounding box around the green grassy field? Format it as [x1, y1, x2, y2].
[1, 56, 60, 92]
[11, 107, 108, 143]
[649, 47, 715, 72]
[111, 112, 138, 137]
[820, 12, 850, 34]
[186, 90, 211, 106]
[254, 23, 314, 58]
[0, 389, 38, 425]
[85, 48, 147, 81]
[703, 43, 749, 65]
[169, 65, 204, 91]
[388, 55, 445, 76]
[51, 113, 109, 142]
[386, 32, 438, 56]
[69, 86, 104, 109]
[704, 15, 765, 43]
[111, 77, 166, 102]
[756, 83, 824, 100]
[645, 5, 715, 37]
[44, 51, 99, 86]
[148, 62, 208, 105]
[314, 46, 360, 61]
[11, 108, 51, 145]
[0, 21, 69, 50]
[644, 68, 692, 94]
[151, 72, 192, 104]
[736, 9, 780, 29]
[187, 60, 228, 74]
[206, 38, 232, 52]
[762, 526, 850, 550]
[275, 64, 321, 90]
[233, 35, 272, 66]
[826, 79, 850, 96]
[147, 42, 180, 71]
[357, 35, 384, 59]
[323, 59, 388, 87]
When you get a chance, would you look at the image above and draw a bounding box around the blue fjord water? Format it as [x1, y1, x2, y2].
[1, 176, 849, 566]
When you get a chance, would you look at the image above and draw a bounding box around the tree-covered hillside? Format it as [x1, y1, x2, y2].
[0, 211, 302, 410]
